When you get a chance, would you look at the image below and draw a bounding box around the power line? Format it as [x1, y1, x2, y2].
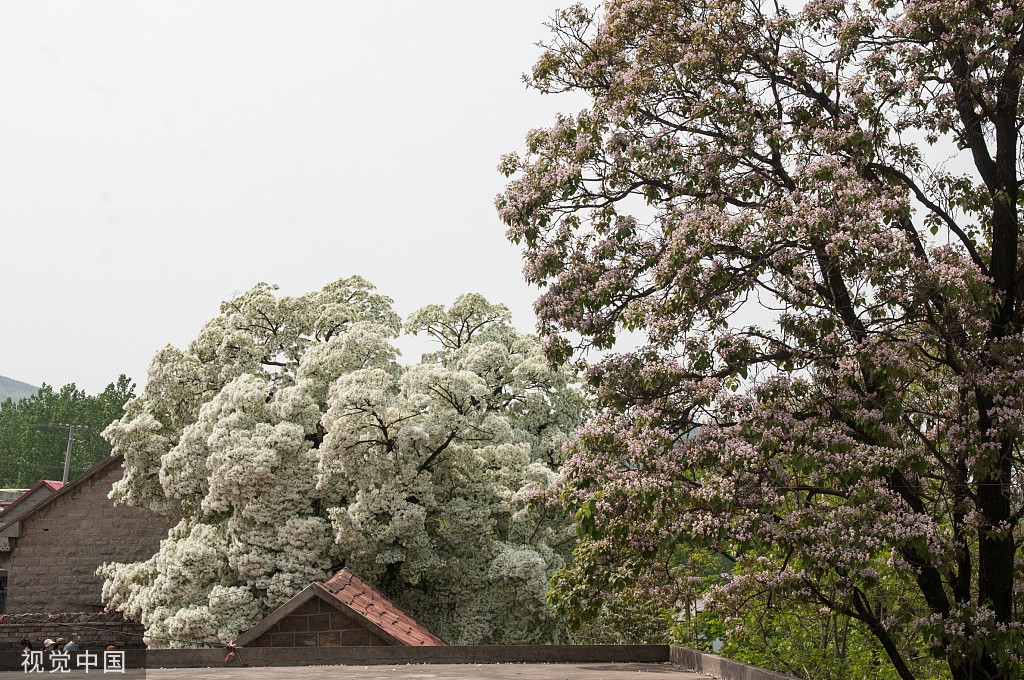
[23, 424, 94, 484]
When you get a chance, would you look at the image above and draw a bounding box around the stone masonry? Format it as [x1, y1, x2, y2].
[0, 611, 146, 650]
[0, 482, 62, 536]
[246, 597, 389, 648]
[5, 455, 173, 614]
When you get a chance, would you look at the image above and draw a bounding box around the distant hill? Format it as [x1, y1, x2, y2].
[0, 375, 40, 401]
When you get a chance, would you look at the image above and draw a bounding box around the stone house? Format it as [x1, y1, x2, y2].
[236, 568, 446, 648]
[0, 483, 60, 513]
[0, 480, 64, 540]
[2, 454, 173, 614]
[0, 481, 63, 613]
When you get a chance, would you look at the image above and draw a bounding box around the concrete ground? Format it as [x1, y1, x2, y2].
[0, 663, 705, 679]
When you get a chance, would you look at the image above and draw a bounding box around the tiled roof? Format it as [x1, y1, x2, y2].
[0, 611, 128, 624]
[0, 480, 64, 522]
[0, 488, 29, 505]
[2, 456, 123, 527]
[320, 569, 446, 646]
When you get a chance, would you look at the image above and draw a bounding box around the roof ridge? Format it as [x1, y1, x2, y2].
[317, 568, 446, 646]
[2, 455, 125, 526]
[0, 479, 64, 523]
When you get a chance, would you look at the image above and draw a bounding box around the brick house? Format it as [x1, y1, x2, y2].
[3, 454, 173, 614]
[0, 481, 63, 613]
[0, 481, 61, 518]
[236, 568, 446, 648]
[0, 481, 64, 540]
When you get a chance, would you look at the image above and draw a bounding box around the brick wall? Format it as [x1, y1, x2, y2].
[6, 459, 173, 614]
[0, 612, 146, 651]
[247, 596, 388, 647]
[0, 487, 58, 534]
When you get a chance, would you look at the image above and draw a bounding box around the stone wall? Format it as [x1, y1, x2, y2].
[5, 458, 173, 614]
[0, 644, 671, 670]
[0, 612, 146, 651]
[670, 646, 794, 680]
[0, 643, 795, 677]
[0, 486, 58, 535]
[247, 596, 388, 647]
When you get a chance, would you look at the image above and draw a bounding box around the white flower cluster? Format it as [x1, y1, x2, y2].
[101, 282, 588, 646]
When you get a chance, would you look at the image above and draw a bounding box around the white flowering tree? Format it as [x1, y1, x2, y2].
[99, 279, 588, 646]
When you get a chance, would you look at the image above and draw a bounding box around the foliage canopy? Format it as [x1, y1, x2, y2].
[498, 1, 1024, 678]
[100, 278, 587, 647]
[0, 376, 134, 488]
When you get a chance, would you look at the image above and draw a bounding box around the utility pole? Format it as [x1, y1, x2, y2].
[62, 425, 76, 485]
[26, 423, 87, 484]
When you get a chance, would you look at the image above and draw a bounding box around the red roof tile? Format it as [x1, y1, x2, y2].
[321, 568, 446, 646]
[0, 480, 64, 521]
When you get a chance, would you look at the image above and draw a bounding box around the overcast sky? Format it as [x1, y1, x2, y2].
[0, 1, 587, 394]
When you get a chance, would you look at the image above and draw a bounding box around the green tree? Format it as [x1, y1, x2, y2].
[703, 556, 947, 680]
[0, 375, 135, 487]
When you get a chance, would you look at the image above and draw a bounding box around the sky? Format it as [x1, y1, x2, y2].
[0, 1, 587, 394]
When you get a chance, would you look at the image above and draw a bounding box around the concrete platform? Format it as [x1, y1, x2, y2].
[0, 662, 704, 679]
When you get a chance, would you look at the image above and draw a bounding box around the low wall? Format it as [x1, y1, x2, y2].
[671, 646, 792, 679]
[0, 613, 145, 651]
[145, 644, 670, 668]
[0, 649, 147, 672]
[2, 642, 792, 677]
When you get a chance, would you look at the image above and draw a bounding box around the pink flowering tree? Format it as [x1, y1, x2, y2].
[498, 1, 1024, 678]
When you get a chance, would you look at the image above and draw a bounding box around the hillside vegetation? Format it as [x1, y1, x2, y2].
[0, 375, 135, 487]
[0, 375, 39, 402]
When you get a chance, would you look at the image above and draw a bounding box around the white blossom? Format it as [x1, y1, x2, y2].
[100, 280, 588, 646]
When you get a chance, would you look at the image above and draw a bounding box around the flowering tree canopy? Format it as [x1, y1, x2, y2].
[99, 278, 587, 646]
[498, 1, 1024, 678]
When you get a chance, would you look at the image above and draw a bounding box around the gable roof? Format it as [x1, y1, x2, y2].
[0, 489, 28, 508]
[5, 455, 123, 529]
[0, 480, 62, 514]
[320, 569, 446, 646]
[0, 480, 64, 527]
[236, 568, 446, 647]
